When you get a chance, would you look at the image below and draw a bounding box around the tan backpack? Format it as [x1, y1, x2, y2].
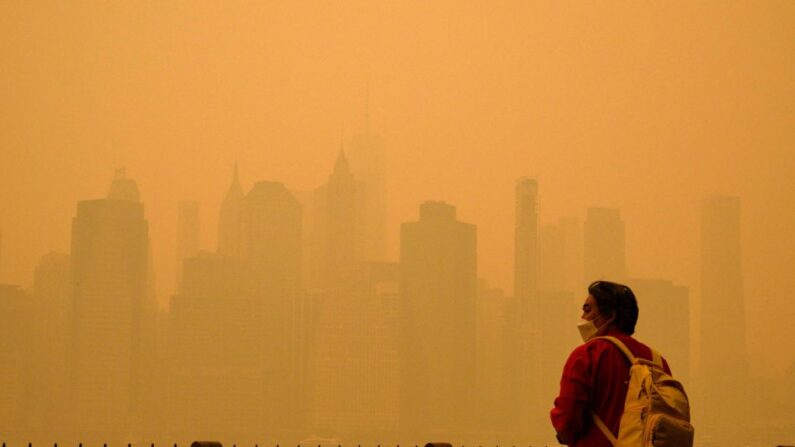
[591, 336, 694, 447]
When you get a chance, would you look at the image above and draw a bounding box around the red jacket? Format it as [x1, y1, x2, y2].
[550, 329, 671, 447]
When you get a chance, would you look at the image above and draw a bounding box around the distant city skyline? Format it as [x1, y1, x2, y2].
[1, 1, 792, 445]
[0, 156, 787, 446]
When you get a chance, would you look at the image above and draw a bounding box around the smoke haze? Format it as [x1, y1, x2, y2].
[1, 1, 793, 445]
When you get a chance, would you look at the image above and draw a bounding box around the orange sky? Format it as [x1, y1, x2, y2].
[1, 1, 793, 372]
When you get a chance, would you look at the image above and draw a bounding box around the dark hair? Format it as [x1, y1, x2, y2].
[588, 280, 639, 335]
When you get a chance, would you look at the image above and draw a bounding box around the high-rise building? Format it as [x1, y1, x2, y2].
[302, 279, 399, 438]
[168, 251, 260, 441]
[539, 223, 565, 293]
[348, 119, 387, 262]
[241, 181, 302, 433]
[399, 201, 476, 438]
[627, 278, 690, 385]
[69, 170, 149, 438]
[176, 200, 200, 291]
[506, 177, 544, 440]
[584, 207, 626, 283]
[0, 284, 33, 441]
[217, 163, 244, 259]
[699, 195, 749, 440]
[535, 289, 579, 440]
[559, 217, 584, 294]
[514, 177, 539, 311]
[475, 281, 510, 435]
[243, 181, 302, 294]
[31, 252, 71, 434]
[291, 188, 319, 290]
[316, 150, 360, 287]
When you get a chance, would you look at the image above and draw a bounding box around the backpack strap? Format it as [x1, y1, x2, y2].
[591, 411, 619, 447]
[651, 348, 663, 368]
[591, 335, 637, 363]
[589, 336, 632, 446]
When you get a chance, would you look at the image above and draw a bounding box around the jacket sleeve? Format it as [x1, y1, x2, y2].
[550, 345, 593, 444]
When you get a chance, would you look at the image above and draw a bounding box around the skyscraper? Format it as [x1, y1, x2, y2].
[539, 223, 565, 293]
[0, 284, 33, 441]
[175, 200, 200, 291]
[507, 177, 543, 440]
[168, 251, 260, 441]
[514, 177, 539, 312]
[243, 181, 302, 294]
[583, 207, 626, 282]
[699, 195, 749, 440]
[217, 163, 244, 259]
[627, 278, 690, 385]
[316, 150, 360, 287]
[475, 281, 510, 435]
[32, 252, 71, 434]
[302, 283, 399, 438]
[241, 180, 302, 433]
[559, 217, 584, 295]
[70, 170, 149, 438]
[399, 201, 477, 438]
[348, 112, 387, 262]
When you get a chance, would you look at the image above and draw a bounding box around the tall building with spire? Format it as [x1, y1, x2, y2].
[348, 88, 387, 262]
[399, 201, 477, 438]
[217, 163, 244, 259]
[316, 149, 360, 287]
[699, 195, 749, 441]
[69, 169, 149, 438]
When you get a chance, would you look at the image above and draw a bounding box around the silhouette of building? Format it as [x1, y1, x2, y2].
[168, 251, 260, 441]
[301, 266, 399, 438]
[347, 104, 387, 262]
[584, 207, 626, 282]
[539, 223, 565, 293]
[69, 170, 149, 438]
[475, 281, 510, 436]
[399, 201, 477, 438]
[31, 252, 71, 434]
[291, 188, 319, 290]
[699, 195, 749, 441]
[241, 180, 302, 433]
[217, 163, 244, 259]
[505, 177, 544, 440]
[627, 278, 690, 385]
[243, 181, 302, 293]
[514, 177, 539, 311]
[176, 200, 199, 291]
[0, 284, 34, 441]
[315, 150, 361, 287]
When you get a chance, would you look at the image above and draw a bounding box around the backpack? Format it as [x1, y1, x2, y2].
[591, 336, 694, 447]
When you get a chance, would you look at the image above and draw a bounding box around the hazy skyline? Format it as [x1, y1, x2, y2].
[1, 0, 793, 382]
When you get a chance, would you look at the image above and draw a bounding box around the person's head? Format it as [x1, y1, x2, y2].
[582, 280, 639, 335]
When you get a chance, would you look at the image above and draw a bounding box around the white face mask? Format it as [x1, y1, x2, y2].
[577, 318, 599, 342]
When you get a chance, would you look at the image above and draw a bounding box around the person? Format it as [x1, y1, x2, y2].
[550, 280, 672, 447]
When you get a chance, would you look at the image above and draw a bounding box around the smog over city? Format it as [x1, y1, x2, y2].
[1, 2, 793, 447]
